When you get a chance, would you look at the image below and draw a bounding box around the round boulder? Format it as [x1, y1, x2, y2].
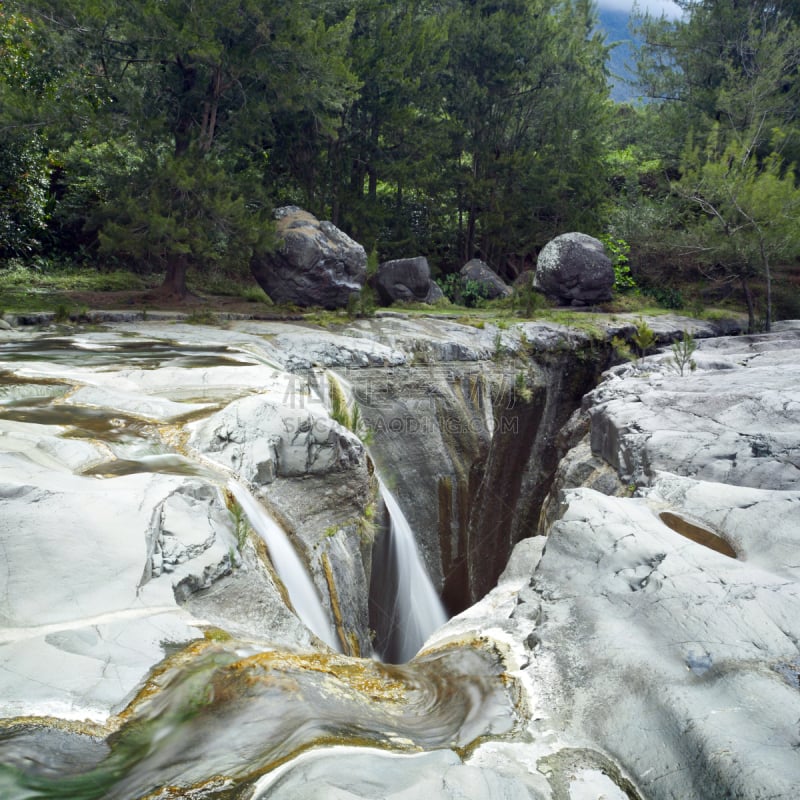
[534, 233, 614, 306]
[459, 259, 512, 300]
[375, 257, 442, 305]
[251, 207, 367, 309]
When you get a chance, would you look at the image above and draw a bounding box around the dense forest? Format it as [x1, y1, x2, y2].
[1, 0, 799, 328]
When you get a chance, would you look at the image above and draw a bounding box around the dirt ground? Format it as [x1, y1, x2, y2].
[61, 289, 284, 318]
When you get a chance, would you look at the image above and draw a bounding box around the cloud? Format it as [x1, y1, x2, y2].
[597, 0, 683, 18]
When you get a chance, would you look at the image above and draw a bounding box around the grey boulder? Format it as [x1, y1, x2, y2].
[375, 257, 442, 305]
[251, 206, 366, 309]
[460, 259, 512, 300]
[534, 232, 614, 306]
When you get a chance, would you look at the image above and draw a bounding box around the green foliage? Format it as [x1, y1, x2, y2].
[184, 309, 218, 325]
[97, 152, 273, 289]
[17, 0, 358, 295]
[646, 286, 684, 310]
[357, 501, 377, 544]
[0, 260, 150, 291]
[327, 372, 353, 429]
[511, 274, 546, 317]
[53, 302, 71, 323]
[514, 370, 533, 402]
[669, 330, 697, 376]
[345, 287, 376, 319]
[630, 0, 800, 330]
[229, 499, 249, 549]
[4, 0, 791, 330]
[493, 331, 505, 360]
[443, 0, 611, 265]
[632, 318, 656, 358]
[0, 11, 51, 257]
[326, 372, 373, 444]
[599, 234, 636, 293]
[366, 246, 379, 278]
[673, 127, 800, 331]
[240, 285, 274, 305]
[611, 334, 635, 362]
[438, 274, 489, 308]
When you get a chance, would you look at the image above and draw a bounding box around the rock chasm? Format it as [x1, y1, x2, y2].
[0, 313, 798, 799]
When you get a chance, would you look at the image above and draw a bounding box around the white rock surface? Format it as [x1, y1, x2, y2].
[442, 324, 800, 799]
[1, 318, 795, 800]
[0, 326, 370, 724]
[0, 458, 214, 722]
[588, 329, 800, 489]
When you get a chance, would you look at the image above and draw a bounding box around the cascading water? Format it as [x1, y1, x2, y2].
[371, 480, 448, 663]
[227, 480, 340, 652]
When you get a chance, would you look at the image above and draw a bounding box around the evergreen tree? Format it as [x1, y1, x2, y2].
[25, 0, 358, 296]
[442, 0, 610, 276]
[0, 9, 56, 258]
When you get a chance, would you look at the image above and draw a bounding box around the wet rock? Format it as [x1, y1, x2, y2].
[0, 461, 210, 723]
[188, 392, 365, 483]
[526, 488, 800, 798]
[256, 747, 545, 800]
[482, 324, 800, 799]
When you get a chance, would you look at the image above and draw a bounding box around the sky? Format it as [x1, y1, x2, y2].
[595, 0, 683, 18]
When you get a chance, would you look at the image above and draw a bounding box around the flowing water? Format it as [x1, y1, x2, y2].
[371, 480, 449, 664]
[227, 480, 341, 651]
[0, 643, 516, 799]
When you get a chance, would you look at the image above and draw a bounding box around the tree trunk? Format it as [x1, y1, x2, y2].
[159, 254, 190, 299]
[759, 240, 772, 333]
[741, 276, 755, 333]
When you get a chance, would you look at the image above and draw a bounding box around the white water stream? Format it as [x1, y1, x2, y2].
[378, 480, 448, 663]
[227, 480, 340, 652]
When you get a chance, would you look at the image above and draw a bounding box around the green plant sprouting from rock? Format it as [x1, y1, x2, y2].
[225, 492, 248, 551]
[669, 329, 697, 376]
[611, 334, 635, 363]
[632, 318, 656, 359]
[327, 372, 372, 444]
[514, 370, 533, 402]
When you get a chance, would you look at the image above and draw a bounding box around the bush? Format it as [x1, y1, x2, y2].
[437, 274, 489, 308]
[599, 233, 637, 292]
[632, 317, 656, 358]
[346, 286, 376, 319]
[646, 286, 684, 310]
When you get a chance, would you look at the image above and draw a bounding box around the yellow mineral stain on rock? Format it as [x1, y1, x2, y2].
[321, 552, 359, 656]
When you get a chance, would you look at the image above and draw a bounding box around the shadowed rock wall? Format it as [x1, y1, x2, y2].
[347, 340, 610, 613]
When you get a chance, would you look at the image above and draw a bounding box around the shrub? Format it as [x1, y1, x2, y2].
[437, 274, 489, 308]
[646, 286, 684, 310]
[600, 234, 637, 293]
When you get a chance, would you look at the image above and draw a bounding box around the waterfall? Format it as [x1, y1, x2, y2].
[228, 480, 340, 652]
[372, 480, 448, 663]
